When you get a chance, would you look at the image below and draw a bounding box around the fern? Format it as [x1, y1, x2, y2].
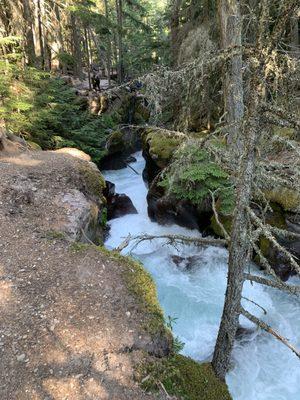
[160, 146, 235, 215]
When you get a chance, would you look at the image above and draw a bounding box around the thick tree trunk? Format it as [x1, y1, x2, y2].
[70, 12, 83, 79]
[37, 0, 45, 69]
[115, 0, 124, 82]
[170, 0, 181, 67]
[291, 17, 299, 58]
[104, 0, 112, 86]
[218, 0, 244, 151]
[21, 0, 36, 66]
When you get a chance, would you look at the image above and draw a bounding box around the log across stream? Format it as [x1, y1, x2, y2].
[104, 151, 300, 400]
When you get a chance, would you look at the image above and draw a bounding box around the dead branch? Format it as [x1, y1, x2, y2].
[244, 273, 300, 296]
[261, 103, 300, 129]
[115, 233, 227, 252]
[240, 307, 300, 359]
[242, 296, 267, 314]
[115, 234, 132, 252]
[210, 190, 230, 241]
[248, 207, 300, 275]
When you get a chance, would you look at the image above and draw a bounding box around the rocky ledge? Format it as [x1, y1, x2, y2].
[0, 143, 231, 400]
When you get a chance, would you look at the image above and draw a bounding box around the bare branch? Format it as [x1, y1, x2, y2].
[248, 207, 300, 275]
[244, 273, 300, 296]
[242, 296, 267, 314]
[115, 233, 227, 253]
[210, 190, 230, 241]
[240, 307, 300, 359]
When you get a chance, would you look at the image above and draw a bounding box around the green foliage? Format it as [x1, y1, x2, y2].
[166, 316, 185, 353]
[161, 145, 235, 214]
[0, 62, 114, 164]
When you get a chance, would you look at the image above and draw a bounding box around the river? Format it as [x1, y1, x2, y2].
[103, 151, 300, 400]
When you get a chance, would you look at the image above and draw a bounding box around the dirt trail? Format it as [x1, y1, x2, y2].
[0, 149, 162, 400]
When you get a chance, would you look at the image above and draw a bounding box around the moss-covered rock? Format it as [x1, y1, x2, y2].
[210, 213, 232, 238]
[142, 128, 186, 169]
[137, 354, 232, 400]
[26, 140, 42, 150]
[106, 130, 125, 154]
[78, 162, 106, 200]
[264, 187, 300, 212]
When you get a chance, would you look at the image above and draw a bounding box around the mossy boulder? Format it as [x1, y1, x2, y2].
[210, 213, 232, 238]
[106, 130, 125, 154]
[264, 187, 300, 212]
[137, 354, 232, 400]
[142, 128, 186, 169]
[26, 140, 42, 151]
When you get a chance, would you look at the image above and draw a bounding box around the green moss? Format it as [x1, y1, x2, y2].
[69, 242, 91, 252]
[26, 140, 42, 150]
[138, 354, 232, 400]
[78, 163, 106, 199]
[264, 188, 300, 212]
[210, 214, 232, 238]
[143, 128, 185, 168]
[257, 203, 287, 260]
[45, 230, 66, 240]
[106, 130, 124, 154]
[105, 250, 166, 335]
[272, 126, 296, 139]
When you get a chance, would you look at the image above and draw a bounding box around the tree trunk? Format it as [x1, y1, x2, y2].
[70, 12, 83, 79]
[37, 0, 45, 69]
[290, 17, 299, 58]
[84, 27, 92, 90]
[170, 0, 181, 67]
[212, 117, 258, 379]
[218, 0, 244, 151]
[115, 0, 124, 82]
[21, 0, 36, 66]
[104, 0, 112, 86]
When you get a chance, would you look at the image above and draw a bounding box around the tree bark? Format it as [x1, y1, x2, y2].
[212, 115, 258, 380]
[115, 0, 124, 82]
[70, 12, 83, 79]
[104, 0, 112, 86]
[21, 0, 36, 66]
[170, 0, 181, 67]
[37, 0, 45, 69]
[218, 0, 244, 151]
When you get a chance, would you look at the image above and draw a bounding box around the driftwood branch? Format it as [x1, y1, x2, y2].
[240, 307, 300, 359]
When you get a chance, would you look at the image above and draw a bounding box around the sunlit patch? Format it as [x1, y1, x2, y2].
[0, 281, 12, 307]
[45, 349, 68, 365]
[83, 378, 109, 399]
[43, 377, 81, 399]
[0, 156, 41, 167]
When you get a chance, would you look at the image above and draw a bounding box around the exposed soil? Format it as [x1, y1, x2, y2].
[0, 148, 163, 400]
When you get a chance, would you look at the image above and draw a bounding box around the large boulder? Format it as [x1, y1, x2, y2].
[104, 180, 138, 220]
[142, 128, 185, 170]
[0, 148, 107, 244]
[100, 128, 141, 170]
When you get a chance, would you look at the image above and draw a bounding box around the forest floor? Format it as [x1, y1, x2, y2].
[0, 147, 163, 400]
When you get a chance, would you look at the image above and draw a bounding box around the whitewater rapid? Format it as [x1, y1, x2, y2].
[103, 152, 300, 400]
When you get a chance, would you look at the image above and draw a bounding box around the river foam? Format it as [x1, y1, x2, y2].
[104, 151, 300, 400]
